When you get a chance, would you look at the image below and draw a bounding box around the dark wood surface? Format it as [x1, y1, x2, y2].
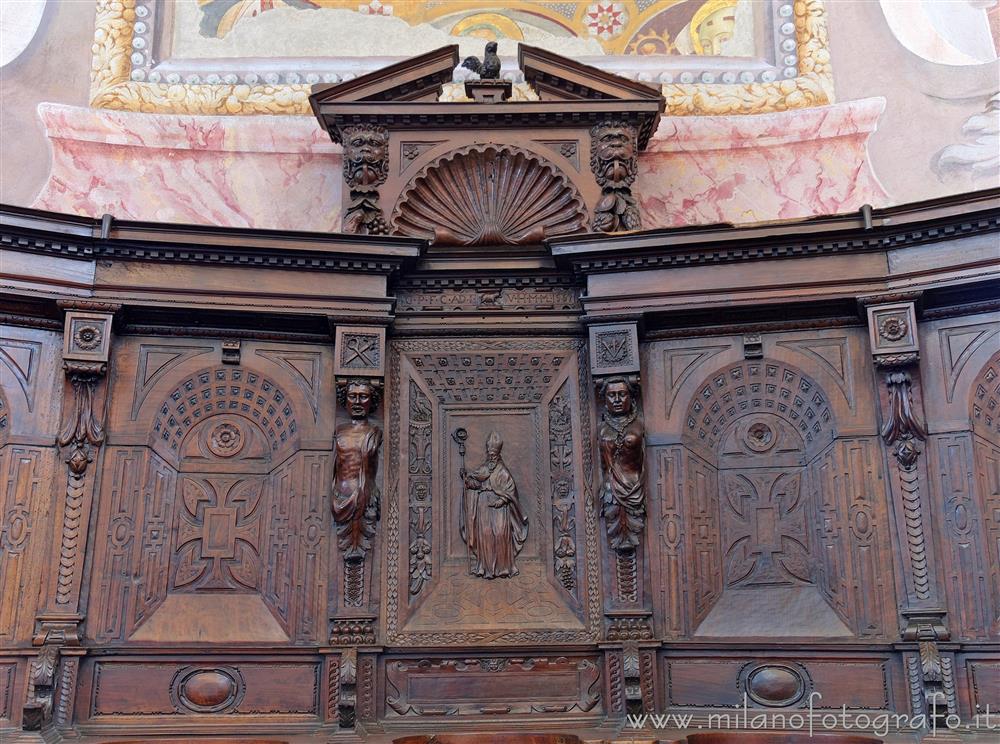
[0, 43, 998, 743]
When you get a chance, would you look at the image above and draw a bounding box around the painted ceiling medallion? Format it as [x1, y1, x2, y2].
[392, 145, 587, 246]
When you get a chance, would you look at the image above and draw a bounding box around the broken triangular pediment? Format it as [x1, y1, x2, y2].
[310, 44, 664, 246]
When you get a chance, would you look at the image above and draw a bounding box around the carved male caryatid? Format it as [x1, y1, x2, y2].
[457, 430, 528, 579]
[590, 120, 641, 233]
[342, 124, 390, 236]
[332, 379, 383, 568]
[597, 377, 646, 554]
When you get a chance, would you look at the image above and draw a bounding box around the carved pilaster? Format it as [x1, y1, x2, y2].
[866, 300, 953, 730]
[589, 120, 641, 233]
[591, 323, 646, 608]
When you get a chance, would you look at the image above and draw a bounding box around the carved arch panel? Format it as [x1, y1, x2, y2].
[650, 358, 892, 639]
[89, 340, 334, 646]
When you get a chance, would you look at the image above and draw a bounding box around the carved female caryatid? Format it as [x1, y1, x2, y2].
[597, 377, 646, 553]
[459, 431, 528, 579]
[332, 379, 383, 564]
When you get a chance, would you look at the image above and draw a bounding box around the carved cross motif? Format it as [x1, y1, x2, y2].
[174, 477, 264, 591]
[722, 470, 810, 587]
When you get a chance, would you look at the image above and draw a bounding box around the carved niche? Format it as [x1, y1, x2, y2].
[668, 359, 894, 639]
[88, 349, 331, 646]
[385, 339, 603, 646]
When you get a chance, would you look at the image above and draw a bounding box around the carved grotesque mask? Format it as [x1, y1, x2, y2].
[591, 123, 637, 188]
[343, 125, 389, 189]
[604, 381, 633, 417]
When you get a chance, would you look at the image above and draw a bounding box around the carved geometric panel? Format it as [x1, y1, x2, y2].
[334, 325, 385, 378]
[173, 476, 265, 592]
[0, 446, 47, 642]
[721, 469, 810, 588]
[589, 322, 640, 376]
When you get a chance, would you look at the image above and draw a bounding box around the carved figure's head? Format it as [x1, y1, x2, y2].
[342, 125, 389, 190]
[337, 378, 381, 419]
[485, 41, 499, 55]
[600, 376, 638, 417]
[486, 430, 503, 466]
[590, 121, 638, 188]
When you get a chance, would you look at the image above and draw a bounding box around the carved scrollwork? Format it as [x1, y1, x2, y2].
[881, 371, 927, 469]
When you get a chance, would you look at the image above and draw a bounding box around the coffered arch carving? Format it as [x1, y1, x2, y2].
[148, 366, 300, 466]
[970, 349, 1000, 444]
[682, 359, 836, 461]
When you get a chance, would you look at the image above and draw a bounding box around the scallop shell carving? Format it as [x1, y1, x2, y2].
[392, 145, 587, 246]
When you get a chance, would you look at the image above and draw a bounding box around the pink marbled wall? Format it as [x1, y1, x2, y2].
[32, 98, 888, 231]
[33, 103, 343, 230]
[638, 98, 888, 226]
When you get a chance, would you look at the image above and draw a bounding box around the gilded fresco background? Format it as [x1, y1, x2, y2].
[0, 0, 998, 225]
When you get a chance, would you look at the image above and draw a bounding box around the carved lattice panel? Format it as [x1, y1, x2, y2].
[385, 339, 602, 646]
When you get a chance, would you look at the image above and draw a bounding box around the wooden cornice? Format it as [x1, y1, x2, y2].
[547, 187, 1000, 273]
[0, 204, 426, 275]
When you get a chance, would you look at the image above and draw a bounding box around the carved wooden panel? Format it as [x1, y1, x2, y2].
[384, 339, 602, 646]
[383, 655, 602, 718]
[930, 432, 994, 641]
[0, 447, 52, 643]
[83, 659, 320, 718]
[90, 340, 334, 646]
[663, 653, 897, 711]
[0, 661, 15, 724]
[808, 438, 893, 639]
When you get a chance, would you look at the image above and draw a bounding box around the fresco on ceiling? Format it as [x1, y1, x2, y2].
[186, 0, 757, 58]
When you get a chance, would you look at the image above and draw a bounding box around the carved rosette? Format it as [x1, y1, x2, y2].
[392, 144, 587, 246]
[590, 120, 641, 233]
[342, 124, 390, 235]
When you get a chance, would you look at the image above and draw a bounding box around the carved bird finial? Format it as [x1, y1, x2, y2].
[481, 41, 502, 80]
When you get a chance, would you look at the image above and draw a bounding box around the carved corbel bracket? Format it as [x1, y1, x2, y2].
[23, 643, 59, 731]
[901, 610, 956, 728]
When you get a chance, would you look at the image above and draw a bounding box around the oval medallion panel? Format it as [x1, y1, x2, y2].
[743, 663, 808, 707]
[392, 145, 587, 246]
[171, 666, 244, 713]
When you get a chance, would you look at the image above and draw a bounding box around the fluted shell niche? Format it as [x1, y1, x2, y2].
[391, 145, 587, 246]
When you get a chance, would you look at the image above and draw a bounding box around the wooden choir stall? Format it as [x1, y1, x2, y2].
[0, 44, 998, 743]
